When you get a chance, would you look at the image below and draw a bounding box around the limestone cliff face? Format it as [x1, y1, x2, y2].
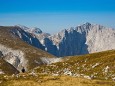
[86, 24, 115, 53]
[17, 23, 115, 57]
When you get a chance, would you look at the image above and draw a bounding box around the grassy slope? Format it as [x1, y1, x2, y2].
[34, 50, 115, 80]
[0, 26, 56, 71]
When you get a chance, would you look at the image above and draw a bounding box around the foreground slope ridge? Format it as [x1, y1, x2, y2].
[16, 23, 115, 57]
[34, 50, 115, 81]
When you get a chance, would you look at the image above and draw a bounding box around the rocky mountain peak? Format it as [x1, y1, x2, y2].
[84, 22, 91, 26]
[15, 24, 29, 30]
[31, 27, 42, 34]
[15, 25, 43, 34]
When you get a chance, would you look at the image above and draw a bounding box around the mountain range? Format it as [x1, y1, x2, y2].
[16, 22, 115, 57]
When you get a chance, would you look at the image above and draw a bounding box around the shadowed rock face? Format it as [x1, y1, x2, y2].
[43, 38, 58, 56]
[0, 51, 3, 57]
[57, 29, 89, 56]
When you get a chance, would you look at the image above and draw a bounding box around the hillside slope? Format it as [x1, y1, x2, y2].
[0, 26, 56, 72]
[34, 50, 115, 81]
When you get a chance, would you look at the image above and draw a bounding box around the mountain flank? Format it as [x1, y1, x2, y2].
[0, 26, 56, 72]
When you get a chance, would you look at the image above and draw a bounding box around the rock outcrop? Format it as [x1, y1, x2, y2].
[0, 58, 19, 75]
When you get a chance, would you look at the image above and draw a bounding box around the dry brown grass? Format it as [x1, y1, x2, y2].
[1, 75, 115, 86]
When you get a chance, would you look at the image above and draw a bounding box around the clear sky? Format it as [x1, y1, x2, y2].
[0, 0, 115, 34]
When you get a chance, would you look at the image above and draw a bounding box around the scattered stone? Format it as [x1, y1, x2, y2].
[92, 63, 100, 68]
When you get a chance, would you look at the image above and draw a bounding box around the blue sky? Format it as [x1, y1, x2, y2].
[0, 0, 115, 33]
